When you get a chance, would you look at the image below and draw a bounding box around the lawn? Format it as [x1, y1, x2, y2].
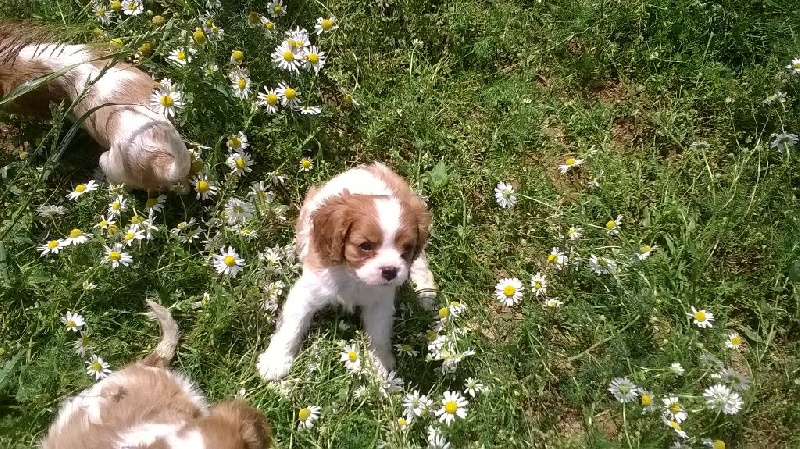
[1, 0, 799, 447]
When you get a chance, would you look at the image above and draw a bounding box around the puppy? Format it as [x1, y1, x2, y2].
[42, 300, 271, 449]
[0, 22, 190, 191]
[257, 162, 438, 381]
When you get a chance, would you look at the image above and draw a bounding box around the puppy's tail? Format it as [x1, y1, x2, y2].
[141, 299, 179, 368]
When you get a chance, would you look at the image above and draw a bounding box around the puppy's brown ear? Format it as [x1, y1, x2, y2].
[211, 400, 272, 449]
[309, 192, 353, 264]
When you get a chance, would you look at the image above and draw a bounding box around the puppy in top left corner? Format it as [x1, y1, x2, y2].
[41, 299, 271, 449]
[0, 22, 190, 191]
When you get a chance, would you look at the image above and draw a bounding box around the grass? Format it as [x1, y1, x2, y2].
[1, 0, 800, 447]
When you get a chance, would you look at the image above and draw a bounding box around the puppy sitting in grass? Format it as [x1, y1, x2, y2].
[42, 300, 271, 449]
[0, 22, 190, 191]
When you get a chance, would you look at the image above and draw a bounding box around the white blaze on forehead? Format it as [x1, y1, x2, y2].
[115, 423, 183, 448]
[373, 197, 401, 247]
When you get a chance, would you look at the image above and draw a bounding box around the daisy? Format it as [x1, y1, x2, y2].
[121, 0, 142, 16]
[688, 306, 714, 328]
[192, 173, 218, 200]
[494, 181, 516, 208]
[93, 3, 113, 24]
[380, 371, 405, 397]
[394, 343, 418, 357]
[725, 332, 743, 350]
[638, 244, 656, 260]
[718, 367, 750, 391]
[770, 132, 798, 151]
[703, 383, 743, 415]
[249, 181, 273, 203]
[257, 87, 281, 114]
[285, 27, 310, 49]
[107, 195, 127, 217]
[547, 247, 568, 269]
[36, 204, 66, 219]
[140, 217, 159, 239]
[73, 331, 94, 356]
[530, 272, 547, 296]
[260, 16, 276, 34]
[86, 355, 112, 381]
[702, 439, 727, 449]
[566, 225, 582, 240]
[103, 243, 133, 268]
[226, 131, 249, 152]
[435, 391, 468, 425]
[272, 41, 303, 73]
[786, 58, 800, 74]
[299, 105, 322, 115]
[589, 254, 617, 275]
[297, 405, 321, 429]
[605, 215, 622, 235]
[224, 198, 255, 224]
[212, 246, 245, 277]
[340, 343, 361, 372]
[639, 390, 657, 413]
[314, 16, 338, 35]
[663, 418, 688, 440]
[403, 390, 433, 420]
[670, 362, 685, 376]
[64, 228, 89, 246]
[229, 68, 251, 99]
[558, 157, 584, 174]
[427, 426, 451, 449]
[267, 0, 286, 17]
[61, 311, 85, 332]
[149, 80, 183, 118]
[394, 416, 411, 431]
[202, 63, 218, 76]
[463, 377, 484, 398]
[145, 195, 166, 213]
[277, 82, 300, 108]
[662, 396, 688, 423]
[122, 226, 145, 246]
[67, 180, 99, 200]
[299, 157, 313, 172]
[544, 298, 564, 308]
[38, 239, 64, 256]
[167, 48, 194, 66]
[302, 46, 326, 73]
[226, 151, 254, 176]
[92, 216, 114, 235]
[230, 49, 244, 65]
[494, 277, 523, 306]
[608, 377, 638, 403]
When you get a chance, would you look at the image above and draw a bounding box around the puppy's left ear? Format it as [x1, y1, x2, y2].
[409, 195, 431, 259]
[211, 400, 272, 449]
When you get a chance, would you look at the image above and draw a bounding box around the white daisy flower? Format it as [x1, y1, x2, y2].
[73, 331, 94, 356]
[277, 82, 300, 107]
[494, 277, 523, 306]
[663, 418, 688, 440]
[638, 244, 656, 260]
[427, 426, 451, 449]
[718, 367, 750, 391]
[267, 0, 286, 17]
[257, 87, 281, 114]
[299, 157, 313, 172]
[544, 298, 564, 308]
[340, 343, 361, 372]
[605, 214, 622, 235]
[167, 47, 195, 66]
[226, 131, 249, 152]
[299, 105, 322, 115]
[662, 396, 688, 423]
[103, 243, 133, 268]
[121, 0, 142, 16]
[149, 80, 183, 118]
[770, 132, 798, 151]
[202, 62, 219, 76]
[212, 246, 245, 277]
[63, 228, 89, 246]
[566, 225, 582, 240]
[608, 377, 638, 403]
[145, 195, 166, 213]
[67, 180, 99, 200]
[226, 151, 254, 176]
[93, 3, 113, 24]
[284, 27, 310, 49]
[639, 390, 658, 413]
[249, 181, 273, 203]
[463, 377, 485, 398]
[703, 383, 743, 415]
[394, 343, 419, 357]
[589, 254, 617, 275]
[61, 311, 85, 332]
[260, 16, 276, 34]
[530, 272, 547, 296]
[786, 58, 800, 74]
[122, 226, 145, 246]
[229, 68, 252, 99]
[36, 204, 66, 219]
[547, 247, 568, 269]
[394, 416, 411, 431]
[558, 157, 584, 174]
[688, 306, 714, 328]
[403, 390, 433, 420]
[85, 355, 112, 381]
[702, 439, 727, 449]
[107, 195, 127, 217]
[272, 41, 303, 73]
[38, 239, 64, 256]
[297, 405, 321, 429]
[224, 198, 255, 225]
[670, 362, 685, 376]
[494, 181, 516, 208]
[380, 371, 405, 397]
[192, 173, 218, 200]
[435, 391, 468, 425]
[314, 16, 338, 35]
[302, 46, 326, 73]
[725, 332, 743, 350]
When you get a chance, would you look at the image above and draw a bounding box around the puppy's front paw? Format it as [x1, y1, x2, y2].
[256, 350, 294, 381]
[369, 350, 396, 379]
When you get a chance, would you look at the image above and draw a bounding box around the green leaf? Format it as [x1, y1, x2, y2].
[426, 161, 449, 190]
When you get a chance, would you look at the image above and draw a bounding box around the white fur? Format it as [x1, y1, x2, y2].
[164, 429, 206, 449]
[257, 165, 435, 381]
[115, 423, 184, 448]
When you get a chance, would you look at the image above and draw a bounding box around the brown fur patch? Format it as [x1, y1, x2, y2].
[308, 191, 380, 270]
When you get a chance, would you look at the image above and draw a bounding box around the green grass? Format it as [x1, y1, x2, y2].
[2, 0, 800, 447]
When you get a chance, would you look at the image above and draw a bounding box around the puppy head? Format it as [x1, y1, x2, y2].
[196, 400, 272, 449]
[310, 191, 430, 286]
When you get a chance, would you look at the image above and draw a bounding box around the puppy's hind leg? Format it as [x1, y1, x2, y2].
[410, 250, 437, 310]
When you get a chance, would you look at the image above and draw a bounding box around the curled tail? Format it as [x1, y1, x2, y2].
[141, 299, 179, 368]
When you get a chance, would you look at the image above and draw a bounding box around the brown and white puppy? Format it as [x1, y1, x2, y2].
[0, 22, 190, 190]
[257, 162, 438, 381]
[42, 300, 271, 449]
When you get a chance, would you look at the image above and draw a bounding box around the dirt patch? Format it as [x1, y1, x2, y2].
[0, 121, 22, 154]
[591, 79, 628, 105]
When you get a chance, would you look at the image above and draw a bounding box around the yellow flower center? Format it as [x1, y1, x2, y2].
[547, 300, 558, 307]
[534, 281, 542, 289]
[273, 5, 283, 13]
[238, 78, 247, 90]
[307, 52, 319, 64]
[110, 37, 123, 47]
[567, 229, 575, 235]
[47, 240, 59, 249]
[794, 62, 800, 69]
[96, 7, 105, 15]
[566, 157, 576, 165]
[112, 202, 121, 210]
[667, 420, 681, 431]
[248, 12, 260, 24]
[640, 245, 651, 253]
[69, 229, 83, 238]
[109, 251, 121, 261]
[127, 2, 137, 10]
[321, 19, 333, 31]
[444, 401, 458, 414]
[152, 15, 164, 25]
[107, 225, 119, 235]
[298, 408, 310, 421]
[397, 417, 407, 426]
[640, 394, 651, 406]
[669, 403, 681, 413]
[284, 88, 296, 100]
[606, 220, 616, 230]
[91, 361, 102, 371]
[694, 311, 706, 322]
[197, 180, 209, 193]
[402, 344, 412, 351]
[426, 330, 438, 342]
[75, 184, 87, 193]
[110, 1, 121, 11]
[301, 159, 311, 168]
[264, 21, 275, 30]
[503, 285, 516, 296]
[177, 51, 186, 60]
[124, 232, 134, 241]
[266, 93, 278, 105]
[547, 254, 557, 263]
[231, 50, 244, 61]
[731, 336, 741, 346]
[235, 157, 247, 169]
[160, 95, 173, 107]
[66, 319, 76, 328]
[138, 42, 152, 56]
[191, 158, 204, 173]
[193, 28, 206, 43]
[282, 50, 294, 61]
[713, 440, 725, 449]
[229, 137, 242, 149]
[438, 307, 450, 319]
[131, 215, 142, 225]
[343, 94, 353, 104]
[223, 255, 236, 267]
[145, 198, 158, 209]
[348, 351, 357, 362]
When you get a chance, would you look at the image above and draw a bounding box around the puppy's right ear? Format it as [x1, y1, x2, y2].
[210, 400, 272, 449]
[309, 191, 352, 264]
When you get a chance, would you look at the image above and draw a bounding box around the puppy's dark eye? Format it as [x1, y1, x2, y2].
[359, 242, 373, 251]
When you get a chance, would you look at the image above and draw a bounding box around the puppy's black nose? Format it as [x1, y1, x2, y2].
[381, 267, 398, 281]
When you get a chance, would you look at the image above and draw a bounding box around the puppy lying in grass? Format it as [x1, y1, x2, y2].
[42, 300, 271, 449]
[0, 22, 190, 191]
